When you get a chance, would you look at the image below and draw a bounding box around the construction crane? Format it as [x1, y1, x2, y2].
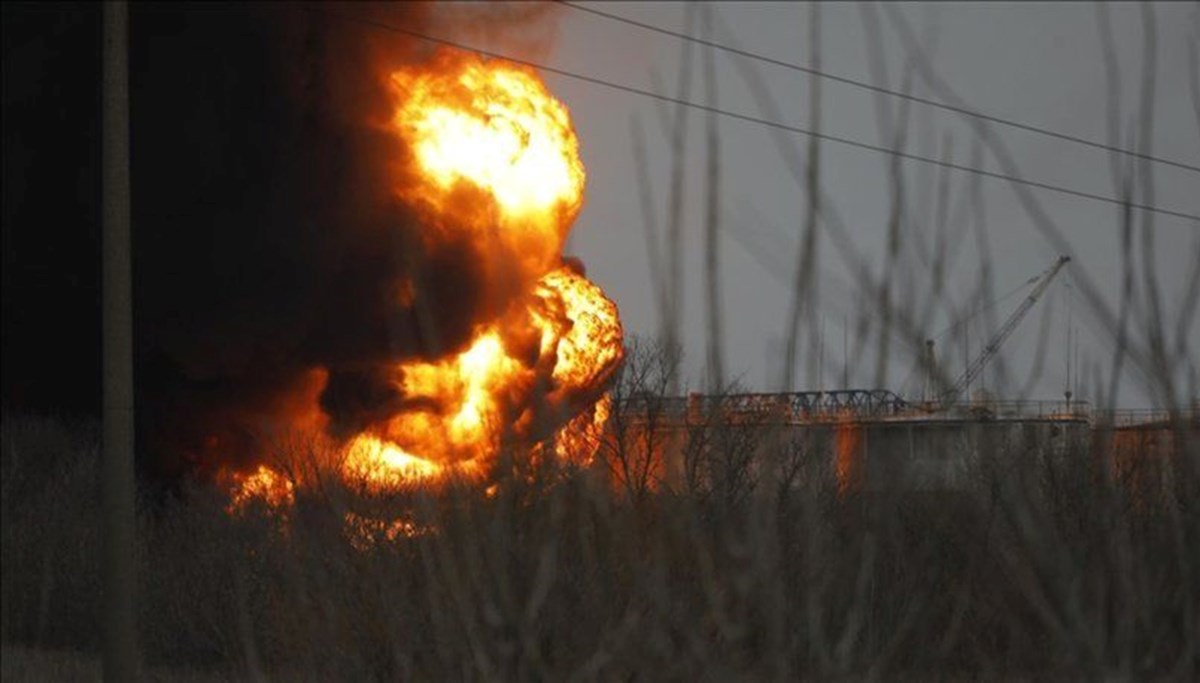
[939, 255, 1071, 407]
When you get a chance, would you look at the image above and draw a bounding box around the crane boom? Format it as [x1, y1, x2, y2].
[942, 255, 1071, 405]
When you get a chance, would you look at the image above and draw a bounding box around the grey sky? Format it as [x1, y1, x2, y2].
[464, 2, 1200, 408]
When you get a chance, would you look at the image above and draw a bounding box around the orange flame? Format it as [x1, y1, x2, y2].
[531, 268, 623, 393]
[834, 419, 863, 494]
[391, 50, 585, 279]
[368, 266, 623, 481]
[226, 465, 295, 513]
[227, 50, 622, 509]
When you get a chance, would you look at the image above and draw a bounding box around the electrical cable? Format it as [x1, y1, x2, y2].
[309, 7, 1200, 223]
[558, 1, 1200, 175]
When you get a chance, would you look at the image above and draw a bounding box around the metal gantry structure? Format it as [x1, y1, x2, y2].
[617, 256, 1073, 425]
[938, 255, 1072, 407]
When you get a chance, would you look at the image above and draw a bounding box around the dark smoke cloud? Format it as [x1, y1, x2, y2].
[131, 2, 564, 480]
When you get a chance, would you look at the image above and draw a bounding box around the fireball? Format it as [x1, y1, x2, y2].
[532, 266, 623, 394]
[391, 51, 585, 278]
[229, 49, 621, 507]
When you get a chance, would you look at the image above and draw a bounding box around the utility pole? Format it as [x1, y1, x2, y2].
[964, 307, 970, 402]
[818, 316, 825, 392]
[103, 1, 138, 679]
[842, 315, 848, 388]
[1064, 313, 1072, 409]
[923, 339, 935, 404]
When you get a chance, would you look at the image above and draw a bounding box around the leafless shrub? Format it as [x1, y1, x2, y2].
[2, 404, 1198, 679]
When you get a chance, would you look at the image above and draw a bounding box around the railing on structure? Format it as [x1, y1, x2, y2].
[1092, 408, 1200, 429]
[941, 401, 1200, 429]
[942, 399, 1093, 421]
[615, 389, 910, 425]
[719, 389, 910, 420]
[614, 392, 1197, 429]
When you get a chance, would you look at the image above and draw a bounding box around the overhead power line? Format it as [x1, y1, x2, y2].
[310, 8, 1200, 224]
[558, 1, 1200, 175]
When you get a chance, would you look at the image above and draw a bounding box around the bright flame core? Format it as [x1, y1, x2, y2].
[392, 52, 585, 276]
[227, 465, 295, 512]
[533, 268, 623, 391]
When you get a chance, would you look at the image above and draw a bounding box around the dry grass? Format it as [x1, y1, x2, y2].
[1, 644, 234, 683]
[2, 396, 1197, 680]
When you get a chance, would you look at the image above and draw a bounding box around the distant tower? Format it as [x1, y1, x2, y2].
[923, 339, 937, 404]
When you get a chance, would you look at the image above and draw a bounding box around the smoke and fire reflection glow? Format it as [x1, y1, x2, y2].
[225, 50, 622, 512]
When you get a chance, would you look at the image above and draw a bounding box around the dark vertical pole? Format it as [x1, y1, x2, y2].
[964, 310, 970, 401]
[102, 1, 137, 679]
[1064, 315, 1072, 407]
[842, 315, 848, 388]
[701, 3, 723, 393]
[782, 2, 821, 392]
[818, 316, 825, 392]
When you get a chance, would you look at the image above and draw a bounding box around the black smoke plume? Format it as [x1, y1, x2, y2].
[131, 3, 562, 482]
